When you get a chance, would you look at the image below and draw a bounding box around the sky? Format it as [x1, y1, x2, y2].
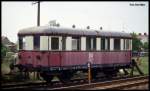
[2, 1, 149, 43]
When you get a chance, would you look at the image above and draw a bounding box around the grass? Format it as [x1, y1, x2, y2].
[1, 59, 11, 75]
[131, 56, 149, 75]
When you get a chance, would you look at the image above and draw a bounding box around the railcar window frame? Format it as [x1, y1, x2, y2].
[40, 36, 49, 50]
[123, 39, 130, 50]
[114, 38, 120, 50]
[50, 36, 63, 51]
[101, 37, 110, 50]
[86, 37, 96, 51]
[126, 39, 130, 50]
[34, 35, 40, 50]
[18, 36, 26, 50]
[25, 36, 33, 50]
[101, 38, 105, 50]
[124, 39, 125, 50]
[72, 37, 81, 51]
[62, 36, 66, 50]
[18, 36, 23, 50]
[51, 37, 59, 50]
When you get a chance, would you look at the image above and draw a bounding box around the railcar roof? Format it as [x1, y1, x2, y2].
[18, 26, 132, 38]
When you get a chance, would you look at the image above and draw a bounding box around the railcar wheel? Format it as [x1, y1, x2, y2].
[40, 72, 53, 83]
[103, 68, 118, 79]
[17, 65, 23, 72]
[91, 69, 98, 80]
[59, 70, 73, 83]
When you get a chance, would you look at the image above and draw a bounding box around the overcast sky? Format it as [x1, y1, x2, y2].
[2, 1, 148, 43]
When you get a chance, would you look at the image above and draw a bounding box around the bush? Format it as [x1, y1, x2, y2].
[1, 44, 10, 59]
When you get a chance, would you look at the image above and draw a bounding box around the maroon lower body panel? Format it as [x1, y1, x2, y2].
[18, 51, 131, 68]
[61, 52, 88, 66]
[61, 51, 131, 66]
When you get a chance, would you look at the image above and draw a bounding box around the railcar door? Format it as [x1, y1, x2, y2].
[48, 36, 61, 67]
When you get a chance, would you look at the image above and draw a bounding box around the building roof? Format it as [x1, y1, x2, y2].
[18, 26, 132, 38]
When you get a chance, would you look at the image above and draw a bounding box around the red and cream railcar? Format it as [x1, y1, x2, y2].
[17, 26, 132, 81]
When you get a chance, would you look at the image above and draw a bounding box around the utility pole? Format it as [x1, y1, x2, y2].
[37, 1, 40, 26]
[32, 1, 40, 26]
[32, 1, 41, 80]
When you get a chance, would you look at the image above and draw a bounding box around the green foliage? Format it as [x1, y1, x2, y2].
[143, 42, 148, 51]
[132, 57, 149, 75]
[140, 57, 149, 75]
[1, 44, 10, 58]
[131, 32, 143, 51]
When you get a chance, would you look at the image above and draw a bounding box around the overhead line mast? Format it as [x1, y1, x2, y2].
[32, 1, 41, 80]
[32, 1, 40, 26]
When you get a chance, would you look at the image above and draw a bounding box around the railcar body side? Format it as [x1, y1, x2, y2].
[18, 51, 131, 71]
[16, 26, 132, 81]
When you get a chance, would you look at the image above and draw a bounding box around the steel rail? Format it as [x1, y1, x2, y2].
[49, 75, 148, 90]
[1, 75, 148, 90]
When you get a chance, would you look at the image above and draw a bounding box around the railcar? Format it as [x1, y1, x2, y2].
[16, 26, 132, 82]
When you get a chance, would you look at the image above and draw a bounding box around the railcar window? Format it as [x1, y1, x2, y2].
[107, 38, 110, 50]
[101, 38, 105, 50]
[93, 38, 96, 50]
[19, 37, 26, 50]
[101, 38, 109, 50]
[40, 36, 48, 50]
[34, 35, 40, 50]
[124, 39, 125, 50]
[72, 37, 80, 50]
[23, 38, 26, 49]
[124, 39, 130, 50]
[114, 39, 120, 50]
[86, 37, 96, 51]
[106, 38, 110, 50]
[126, 39, 130, 50]
[62, 37, 66, 50]
[51, 37, 59, 50]
[19, 37, 23, 50]
[86, 37, 91, 50]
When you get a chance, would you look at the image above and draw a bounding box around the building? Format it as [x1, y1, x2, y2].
[2, 36, 17, 53]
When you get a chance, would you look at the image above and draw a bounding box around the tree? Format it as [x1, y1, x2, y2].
[131, 32, 143, 51]
[1, 44, 10, 58]
[143, 42, 148, 51]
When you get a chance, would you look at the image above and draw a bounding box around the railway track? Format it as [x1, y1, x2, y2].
[1, 75, 149, 90]
[43, 75, 149, 90]
[1, 78, 87, 90]
[1, 80, 47, 89]
[88, 75, 149, 90]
